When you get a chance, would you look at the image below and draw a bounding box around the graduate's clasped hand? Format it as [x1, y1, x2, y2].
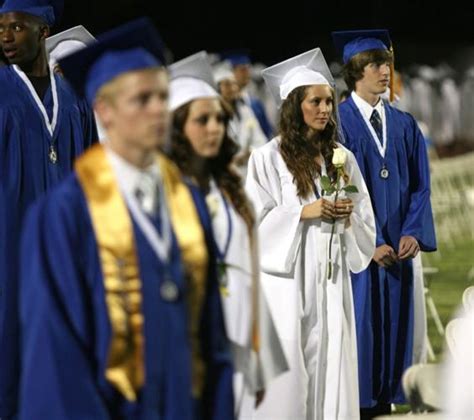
[373, 235, 420, 267]
[301, 198, 353, 222]
[334, 198, 353, 218]
[398, 235, 420, 260]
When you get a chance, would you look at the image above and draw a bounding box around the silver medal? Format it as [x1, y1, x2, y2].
[49, 146, 58, 164]
[160, 279, 178, 302]
[380, 167, 389, 179]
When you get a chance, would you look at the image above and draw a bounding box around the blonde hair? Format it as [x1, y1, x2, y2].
[96, 67, 165, 104]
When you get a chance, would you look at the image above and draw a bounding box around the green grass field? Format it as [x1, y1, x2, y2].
[423, 239, 474, 356]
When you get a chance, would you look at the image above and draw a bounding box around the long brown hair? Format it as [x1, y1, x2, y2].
[168, 98, 255, 232]
[278, 85, 340, 199]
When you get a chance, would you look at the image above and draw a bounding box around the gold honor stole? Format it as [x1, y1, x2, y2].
[75, 144, 208, 401]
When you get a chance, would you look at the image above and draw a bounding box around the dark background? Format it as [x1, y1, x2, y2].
[60, 1, 474, 72]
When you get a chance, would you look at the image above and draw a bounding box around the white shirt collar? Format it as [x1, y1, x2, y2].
[351, 91, 384, 120]
[104, 144, 159, 199]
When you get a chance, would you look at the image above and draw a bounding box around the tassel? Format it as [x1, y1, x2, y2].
[389, 44, 395, 103]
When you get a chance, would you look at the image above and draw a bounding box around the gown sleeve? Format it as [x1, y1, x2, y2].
[0, 187, 20, 419]
[400, 115, 437, 251]
[0, 107, 20, 194]
[19, 196, 110, 420]
[342, 148, 377, 273]
[245, 146, 304, 275]
[78, 96, 99, 148]
[248, 224, 288, 392]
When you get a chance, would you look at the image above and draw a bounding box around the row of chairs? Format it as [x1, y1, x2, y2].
[429, 152, 474, 250]
[422, 149, 473, 358]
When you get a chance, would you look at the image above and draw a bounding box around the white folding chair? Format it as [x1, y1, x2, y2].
[423, 267, 444, 338]
[402, 363, 441, 413]
[462, 285, 474, 313]
[445, 317, 469, 359]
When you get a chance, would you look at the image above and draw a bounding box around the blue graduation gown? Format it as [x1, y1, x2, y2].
[0, 66, 98, 418]
[18, 174, 234, 420]
[0, 187, 20, 419]
[339, 96, 436, 407]
[0, 66, 98, 218]
[249, 96, 273, 140]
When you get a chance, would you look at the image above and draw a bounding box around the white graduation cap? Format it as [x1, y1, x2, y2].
[168, 50, 219, 111]
[46, 25, 96, 65]
[213, 61, 235, 84]
[262, 47, 334, 108]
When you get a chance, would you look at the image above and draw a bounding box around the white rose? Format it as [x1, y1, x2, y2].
[332, 148, 347, 167]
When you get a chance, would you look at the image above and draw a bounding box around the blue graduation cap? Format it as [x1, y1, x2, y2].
[220, 48, 251, 67]
[58, 17, 165, 104]
[331, 29, 392, 64]
[0, 0, 64, 26]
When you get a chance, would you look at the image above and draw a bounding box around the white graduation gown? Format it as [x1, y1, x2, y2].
[229, 101, 268, 179]
[206, 180, 288, 418]
[245, 138, 376, 420]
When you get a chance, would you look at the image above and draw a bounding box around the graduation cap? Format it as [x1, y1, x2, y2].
[0, 0, 64, 26]
[332, 29, 395, 101]
[213, 61, 235, 84]
[220, 48, 251, 67]
[58, 17, 165, 105]
[331, 29, 391, 64]
[262, 47, 334, 108]
[46, 25, 96, 65]
[168, 50, 219, 111]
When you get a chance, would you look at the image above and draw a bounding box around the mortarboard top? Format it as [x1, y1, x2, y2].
[168, 50, 219, 111]
[331, 29, 391, 64]
[46, 25, 96, 64]
[169, 50, 215, 89]
[262, 47, 334, 108]
[332, 29, 395, 101]
[0, 0, 63, 26]
[58, 17, 165, 105]
[220, 48, 251, 67]
[213, 61, 235, 84]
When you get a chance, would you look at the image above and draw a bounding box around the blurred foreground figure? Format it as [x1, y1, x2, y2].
[18, 17, 234, 420]
[441, 306, 474, 420]
[167, 51, 287, 418]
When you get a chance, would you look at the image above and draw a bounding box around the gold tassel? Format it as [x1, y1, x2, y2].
[389, 44, 395, 103]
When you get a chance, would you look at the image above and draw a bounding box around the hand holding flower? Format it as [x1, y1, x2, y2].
[321, 147, 359, 279]
[301, 198, 335, 221]
[334, 198, 353, 219]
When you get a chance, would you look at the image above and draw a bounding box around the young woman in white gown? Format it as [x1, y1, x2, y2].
[167, 51, 288, 418]
[245, 48, 376, 420]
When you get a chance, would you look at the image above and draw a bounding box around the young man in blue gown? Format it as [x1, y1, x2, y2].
[0, 1, 97, 417]
[18, 17, 234, 420]
[332, 29, 437, 419]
